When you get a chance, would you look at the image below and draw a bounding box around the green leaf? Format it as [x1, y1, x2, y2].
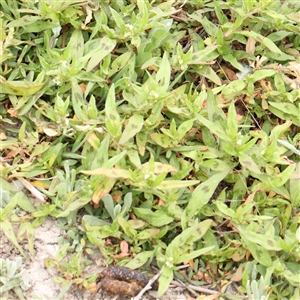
[238, 225, 282, 251]
[221, 80, 246, 101]
[105, 83, 122, 137]
[272, 164, 296, 187]
[186, 169, 230, 217]
[156, 52, 171, 92]
[71, 78, 85, 121]
[196, 66, 222, 85]
[55, 243, 70, 262]
[189, 14, 218, 36]
[226, 101, 238, 139]
[125, 251, 154, 269]
[196, 114, 230, 141]
[133, 208, 174, 227]
[190, 46, 219, 64]
[215, 201, 236, 218]
[289, 163, 300, 207]
[177, 246, 215, 264]
[141, 161, 178, 174]
[158, 265, 174, 297]
[268, 101, 299, 118]
[177, 119, 194, 140]
[107, 51, 132, 77]
[6, 15, 40, 27]
[67, 29, 84, 61]
[239, 152, 261, 174]
[150, 133, 173, 147]
[236, 31, 282, 54]
[118, 217, 137, 239]
[18, 222, 35, 256]
[86, 37, 116, 72]
[249, 69, 277, 82]
[267, 31, 293, 42]
[0, 76, 44, 96]
[119, 114, 144, 145]
[1, 220, 27, 258]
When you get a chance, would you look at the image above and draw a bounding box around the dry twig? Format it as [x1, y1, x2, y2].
[131, 270, 162, 300]
[1, 159, 47, 203]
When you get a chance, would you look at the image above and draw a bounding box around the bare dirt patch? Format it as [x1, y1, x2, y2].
[1, 217, 189, 300]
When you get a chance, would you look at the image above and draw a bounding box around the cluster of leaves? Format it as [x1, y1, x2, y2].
[1, 0, 300, 299]
[0, 257, 30, 300]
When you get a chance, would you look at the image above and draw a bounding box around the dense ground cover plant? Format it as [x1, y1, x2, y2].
[1, 0, 300, 299]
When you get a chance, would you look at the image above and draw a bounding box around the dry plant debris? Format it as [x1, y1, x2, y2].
[97, 266, 158, 296]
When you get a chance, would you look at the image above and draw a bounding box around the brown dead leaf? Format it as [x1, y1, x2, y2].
[4, 149, 18, 159]
[91, 178, 116, 204]
[246, 37, 256, 55]
[188, 259, 195, 271]
[112, 191, 122, 202]
[86, 282, 97, 292]
[157, 198, 164, 206]
[0, 132, 7, 140]
[222, 66, 237, 81]
[246, 250, 251, 261]
[110, 240, 129, 258]
[79, 83, 86, 93]
[231, 264, 244, 282]
[236, 114, 243, 121]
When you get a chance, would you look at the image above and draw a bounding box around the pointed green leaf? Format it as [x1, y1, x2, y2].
[119, 114, 144, 144]
[239, 152, 261, 174]
[221, 80, 246, 101]
[196, 114, 230, 141]
[158, 265, 174, 297]
[105, 83, 121, 137]
[236, 31, 282, 54]
[86, 37, 116, 72]
[177, 246, 215, 264]
[177, 119, 194, 140]
[0, 77, 44, 96]
[125, 251, 154, 269]
[186, 169, 230, 217]
[1, 220, 27, 258]
[156, 52, 170, 92]
[151, 133, 173, 147]
[133, 208, 174, 227]
[227, 101, 238, 139]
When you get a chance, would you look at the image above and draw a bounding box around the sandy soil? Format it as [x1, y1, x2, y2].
[0, 217, 191, 300]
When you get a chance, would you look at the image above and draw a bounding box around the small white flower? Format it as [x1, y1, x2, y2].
[166, 257, 174, 268]
[60, 60, 69, 68]
[150, 90, 158, 99]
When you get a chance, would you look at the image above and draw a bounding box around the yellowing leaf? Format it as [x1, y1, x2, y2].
[142, 162, 178, 173]
[92, 178, 116, 204]
[155, 180, 199, 190]
[82, 167, 131, 179]
[150, 133, 173, 147]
